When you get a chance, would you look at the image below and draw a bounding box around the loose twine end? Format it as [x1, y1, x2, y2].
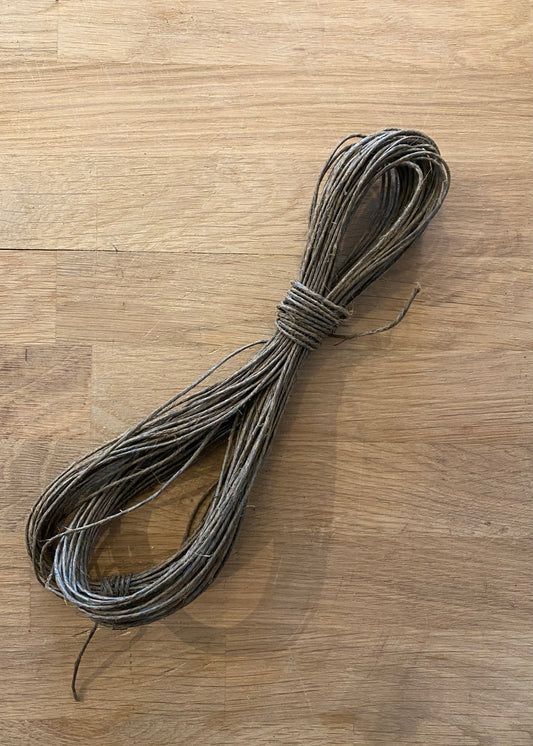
[72, 622, 98, 702]
[333, 282, 421, 344]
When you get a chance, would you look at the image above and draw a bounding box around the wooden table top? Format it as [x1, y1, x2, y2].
[1, 2, 531, 744]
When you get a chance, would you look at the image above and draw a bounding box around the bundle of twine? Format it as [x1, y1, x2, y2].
[26, 128, 450, 699]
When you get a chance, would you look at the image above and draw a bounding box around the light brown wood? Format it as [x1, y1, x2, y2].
[1, 0, 531, 743]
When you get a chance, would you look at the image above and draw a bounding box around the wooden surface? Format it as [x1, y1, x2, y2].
[1, 1, 532, 744]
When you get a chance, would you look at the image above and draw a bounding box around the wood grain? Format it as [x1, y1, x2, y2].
[0, 0, 531, 743]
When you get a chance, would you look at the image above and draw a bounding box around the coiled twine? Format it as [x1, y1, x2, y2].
[26, 128, 450, 693]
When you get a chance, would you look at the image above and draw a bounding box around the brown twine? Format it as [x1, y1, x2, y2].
[25, 128, 450, 700]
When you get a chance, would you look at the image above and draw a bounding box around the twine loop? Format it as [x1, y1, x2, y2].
[276, 281, 350, 350]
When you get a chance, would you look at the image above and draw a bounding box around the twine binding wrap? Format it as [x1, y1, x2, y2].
[276, 281, 351, 350]
[25, 128, 450, 699]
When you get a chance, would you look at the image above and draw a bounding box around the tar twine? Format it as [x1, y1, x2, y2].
[26, 128, 450, 699]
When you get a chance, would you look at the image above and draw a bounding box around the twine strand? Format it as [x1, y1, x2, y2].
[333, 282, 421, 344]
[71, 623, 98, 702]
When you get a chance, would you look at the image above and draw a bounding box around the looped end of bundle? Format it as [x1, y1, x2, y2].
[275, 281, 350, 350]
